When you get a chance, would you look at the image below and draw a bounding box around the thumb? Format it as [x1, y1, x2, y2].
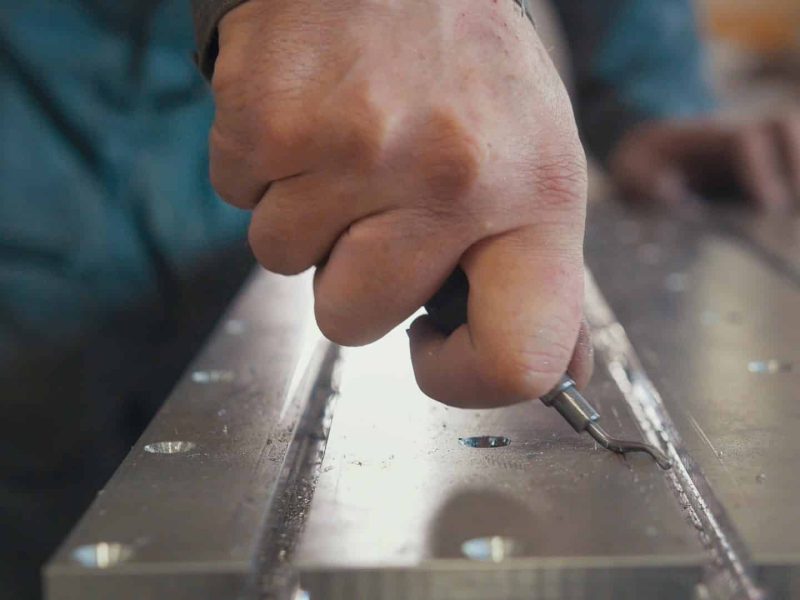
[409, 223, 585, 408]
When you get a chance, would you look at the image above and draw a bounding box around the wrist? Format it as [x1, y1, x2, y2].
[195, 0, 534, 80]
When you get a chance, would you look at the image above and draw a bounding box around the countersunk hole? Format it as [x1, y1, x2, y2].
[144, 441, 196, 454]
[71, 542, 133, 568]
[459, 436, 510, 448]
[748, 360, 793, 374]
[461, 536, 523, 562]
[191, 369, 236, 383]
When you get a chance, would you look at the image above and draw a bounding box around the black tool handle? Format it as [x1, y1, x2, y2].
[424, 268, 470, 335]
[424, 268, 584, 426]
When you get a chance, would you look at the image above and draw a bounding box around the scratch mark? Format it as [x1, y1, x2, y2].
[687, 414, 720, 461]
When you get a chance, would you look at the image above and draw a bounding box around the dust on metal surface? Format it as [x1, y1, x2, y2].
[44, 201, 800, 600]
[45, 271, 331, 600]
[294, 318, 704, 599]
[586, 201, 800, 597]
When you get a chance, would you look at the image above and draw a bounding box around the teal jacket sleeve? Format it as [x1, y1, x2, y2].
[550, 0, 716, 164]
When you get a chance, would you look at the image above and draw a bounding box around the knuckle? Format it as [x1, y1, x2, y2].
[208, 125, 240, 200]
[417, 109, 483, 201]
[255, 108, 307, 152]
[211, 47, 253, 111]
[209, 124, 268, 209]
[213, 76, 308, 157]
[530, 148, 588, 211]
[210, 53, 240, 99]
[336, 84, 391, 168]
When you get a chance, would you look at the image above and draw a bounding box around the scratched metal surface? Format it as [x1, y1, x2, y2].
[44, 200, 799, 600]
[294, 320, 704, 599]
[718, 208, 800, 278]
[45, 270, 332, 600]
[584, 201, 800, 585]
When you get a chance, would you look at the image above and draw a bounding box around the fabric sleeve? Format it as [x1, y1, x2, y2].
[191, 0, 249, 79]
[550, 0, 716, 164]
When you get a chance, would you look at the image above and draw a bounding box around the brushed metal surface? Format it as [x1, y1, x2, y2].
[44, 199, 800, 600]
[294, 320, 705, 599]
[45, 270, 332, 600]
[585, 201, 800, 596]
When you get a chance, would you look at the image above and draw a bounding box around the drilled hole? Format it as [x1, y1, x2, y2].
[748, 360, 792, 374]
[459, 436, 510, 448]
[144, 441, 196, 454]
[461, 536, 523, 562]
[71, 542, 133, 568]
[191, 370, 235, 383]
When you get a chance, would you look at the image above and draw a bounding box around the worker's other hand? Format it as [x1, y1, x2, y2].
[210, 0, 591, 408]
[610, 113, 800, 211]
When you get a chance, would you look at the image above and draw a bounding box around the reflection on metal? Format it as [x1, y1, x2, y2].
[143, 441, 196, 455]
[190, 369, 236, 383]
[70, 543, 134, 569]
[585, 273, 764, 600]
[461, 537, 525, 562]
[295, 326, 704, 599]
[458, 436, 511, 448]
[45, 270, 333, 600]
[45, 202, 800, 599]
[586, 201, 800, 598]
[747, 360, 792, 374]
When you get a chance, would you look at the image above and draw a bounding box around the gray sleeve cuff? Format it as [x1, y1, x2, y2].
[191, 0, 250, 80]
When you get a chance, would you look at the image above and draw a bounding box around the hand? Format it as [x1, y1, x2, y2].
[210, 0, 591, 407]
[609, 113, 800, 211]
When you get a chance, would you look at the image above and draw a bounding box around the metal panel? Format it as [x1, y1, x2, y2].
[45, 200, 800, 600]
[294, 320, 705, 599]
[584, 201, 800, 597]
[45, 270, 333, 600]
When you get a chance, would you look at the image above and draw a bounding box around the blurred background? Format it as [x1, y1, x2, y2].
[701, 0, 800, 111]
[1, 1, 798, 599]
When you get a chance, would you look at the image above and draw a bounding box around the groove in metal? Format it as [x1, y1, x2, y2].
[585, 271, 765, 600]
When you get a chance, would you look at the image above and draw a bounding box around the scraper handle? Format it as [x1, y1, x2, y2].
[424, 268, 470, 335]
